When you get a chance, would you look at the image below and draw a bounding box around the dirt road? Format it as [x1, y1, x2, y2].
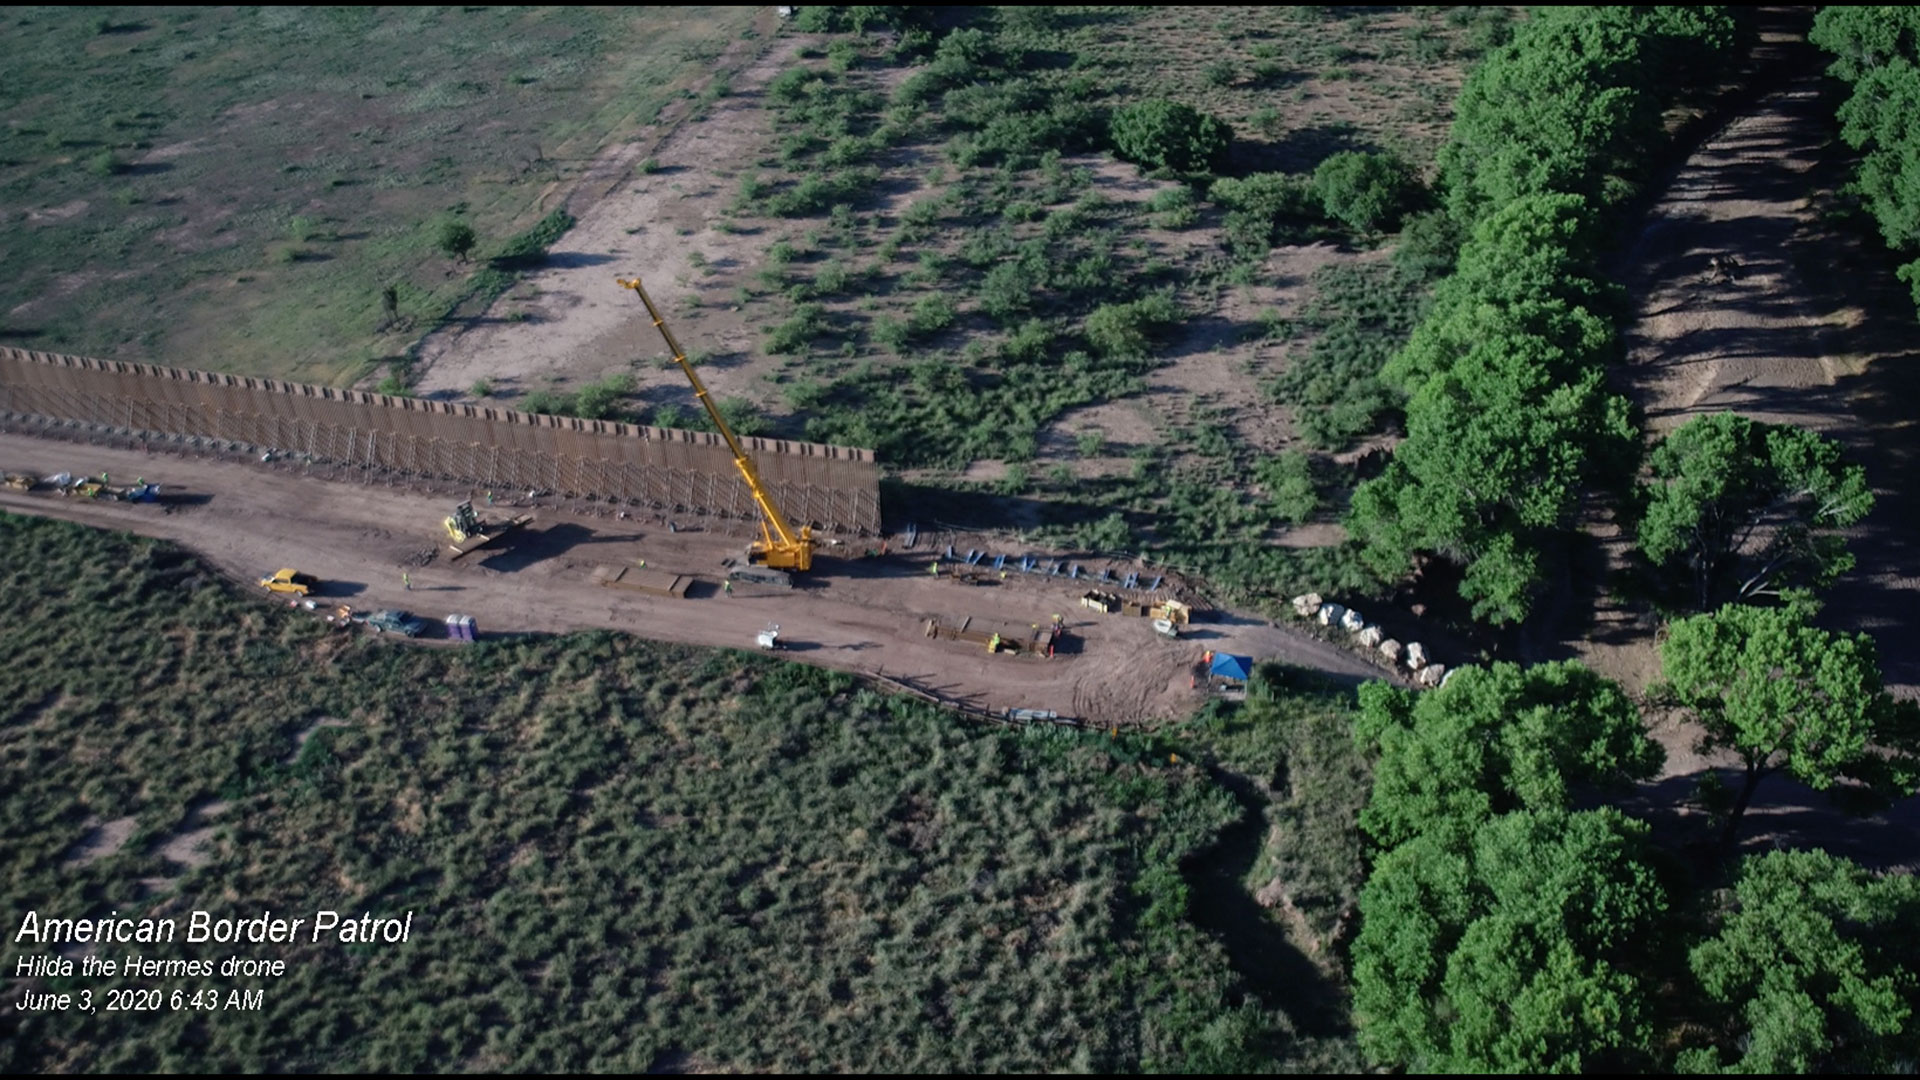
[1596, 15, 1920, 869]
[0, 432, 1398, 726]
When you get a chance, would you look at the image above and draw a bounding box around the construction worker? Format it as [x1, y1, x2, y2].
[931, 561, 940, 577]
[637, 559, 646, 568]
[403, 572, 412, 591]
[1000, 570, 1008, 581]
[988, 633, 1001, 653]
[723, 580, 733, 596]
[1052, 613, 1063, 626]
[486, 490, 494, 506]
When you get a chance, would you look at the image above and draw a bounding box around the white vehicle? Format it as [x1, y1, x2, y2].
[756, 623, 782, 650]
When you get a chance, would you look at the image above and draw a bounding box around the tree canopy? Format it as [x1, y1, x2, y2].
[1354, 661, 1663, 849]
[1310, 151, 1424, 235]
[1813, 7, 1920, 312]
[1659, 601, 1920, 847]
[1636, 413, 1873, 610]
[1680, 850, 1920, 1073]
[1351, 808, 1666, 1073]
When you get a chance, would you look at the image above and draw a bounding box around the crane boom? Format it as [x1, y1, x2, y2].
[617, 277, 813, 571]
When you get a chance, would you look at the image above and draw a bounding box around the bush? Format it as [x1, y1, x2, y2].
[1085, 293, 1182, 359]
[1110, 100, 1232, 175]
[434, 218, 477, 262]
[573, 374, 636, 421]
[1311, 151, 1424, 235]
[1256, 450, 1320, 524]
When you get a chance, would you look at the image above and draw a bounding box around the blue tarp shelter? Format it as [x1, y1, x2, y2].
[1209, 654, 1253, 682]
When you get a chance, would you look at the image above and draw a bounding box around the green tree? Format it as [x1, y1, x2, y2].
[1352, 808, 1665, 1072]
[1813, 8, 1920, 317]
[1109, 100, 1231, 175]
[1680, 850, 1920, 1073]
[1310, 150, 1424, 235]
[1636, 413, 1874, 611]
[1659, 602, 1920, 849]
[1354, 661, 1663, 849]
[435, 218, 478, 263]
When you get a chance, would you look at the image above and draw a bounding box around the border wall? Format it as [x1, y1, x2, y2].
[0, 347, 880, 534]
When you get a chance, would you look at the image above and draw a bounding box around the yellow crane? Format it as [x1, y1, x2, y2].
[617, 276, 814, 573]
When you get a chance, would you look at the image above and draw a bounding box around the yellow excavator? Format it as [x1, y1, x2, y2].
[617, 276, 814, 576]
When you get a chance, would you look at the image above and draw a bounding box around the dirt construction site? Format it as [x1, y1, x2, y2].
[0, 430, 1397, 727]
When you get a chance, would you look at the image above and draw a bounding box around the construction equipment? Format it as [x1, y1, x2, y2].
[1152, 617, 1180, 639]
[444, 499, 533, 561]
[1080, 590, 1120, 613]
[591, 563, 691, 598]
[756, 623, 782, 650]
[259, 569, 318, 596]
[728, 564, 794, 588]
[3, 473, 36, 491]
[925, 616, 1063, 659]
[618, 276, 814, 574]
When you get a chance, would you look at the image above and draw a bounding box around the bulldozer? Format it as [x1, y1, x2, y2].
[444, 499, 533, 561]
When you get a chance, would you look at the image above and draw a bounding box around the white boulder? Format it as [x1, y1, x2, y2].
[1291, 593, 1322, 618]
[1340, 609, 1365, 633]
[1378, 639, 1403, 662]
[1317, 603, 1346, 627]
[1405, 642, 1429, 671]
[1356, 625, 1384, 648]
[1417, 663, 1446, 688]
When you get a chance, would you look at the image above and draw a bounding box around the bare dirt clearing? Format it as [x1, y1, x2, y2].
[413, 36, 806, 408]
[0, 433, 1400, 727]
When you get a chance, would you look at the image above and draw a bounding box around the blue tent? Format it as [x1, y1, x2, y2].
[1209, 654, 1253, 682]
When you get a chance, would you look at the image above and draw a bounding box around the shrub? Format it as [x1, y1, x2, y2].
[1311, 150, 1424, 234]
[1110, 100, 1232, 175]
[1084, 293, 1182, 359]
[434, 218, 477, 262]
[573, 374, 636, 421]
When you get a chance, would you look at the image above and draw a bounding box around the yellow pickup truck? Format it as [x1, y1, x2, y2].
[258, 569, 318, 596]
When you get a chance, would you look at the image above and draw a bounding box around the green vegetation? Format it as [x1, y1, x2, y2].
[1811, 8, 1920, 314]
[1656, 601, 1920, 848]
[1348, 8, 1740, 624]
[434, 218, 478, 263]
[1109, 100, 1231, 176]
[1352, 662, 1663, 850]
[1680, 850, 1920, 1073]
[1352, 808, 1666, 1072]
[1635, 413, 1874, 611]
[0, 512, 1297, 1072]
[517, 372, 638, 421]
[1310, 151, 1424, 235]
[0, 7, 752, 382]
[1264, 262, 1428, 450]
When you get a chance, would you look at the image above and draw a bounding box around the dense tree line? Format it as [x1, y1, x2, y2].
[1347, 653, 1920, 1071]
[1812, 7, 1920, 314]
[1348, 7, 1740, 623]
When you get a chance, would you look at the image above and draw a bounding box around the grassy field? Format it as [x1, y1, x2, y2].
[0, 6, 755, 384]
[0, 511, 1370, 1071]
